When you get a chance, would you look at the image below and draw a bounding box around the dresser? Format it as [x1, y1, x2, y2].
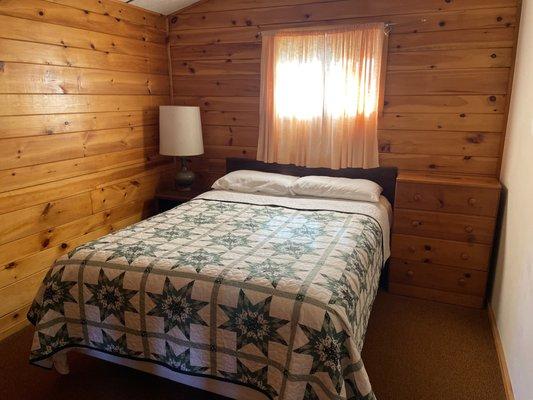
[389, 172, 501, 308]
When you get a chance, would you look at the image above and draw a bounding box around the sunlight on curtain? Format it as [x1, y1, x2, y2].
[258, 24, 386, 169]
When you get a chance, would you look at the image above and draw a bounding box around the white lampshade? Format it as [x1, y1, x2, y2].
[159, 106, 204, 157]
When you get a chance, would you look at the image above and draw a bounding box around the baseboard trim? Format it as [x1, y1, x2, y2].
[488, 303, 515, 400]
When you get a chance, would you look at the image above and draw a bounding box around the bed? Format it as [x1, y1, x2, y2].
[27, 158, 397, 400]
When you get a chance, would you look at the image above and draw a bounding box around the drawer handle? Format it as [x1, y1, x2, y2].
[461, 253, 470, 260]
[411, 220, 421, 227]
[468, 197, 477, 206]
[413, 193, 422, 202]
[406, 270, 414, 278]
[464, 225, 474, 233]
[424, 245, 432, 251]
[458, 278, 467, 286]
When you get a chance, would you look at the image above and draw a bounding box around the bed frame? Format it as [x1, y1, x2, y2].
[226, 158, 398, 206]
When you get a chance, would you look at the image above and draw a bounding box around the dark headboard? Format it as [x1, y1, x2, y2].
[226, 158, 398, 205]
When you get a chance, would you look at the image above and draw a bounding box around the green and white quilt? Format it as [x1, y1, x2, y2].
[28, 190, 389, 400]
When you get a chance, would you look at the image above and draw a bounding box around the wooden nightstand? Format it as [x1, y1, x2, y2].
[155, 189, 206, 213]
[389, 172, 501, 308]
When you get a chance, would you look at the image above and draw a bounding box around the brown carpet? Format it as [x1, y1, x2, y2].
[0, 291, 505, 400]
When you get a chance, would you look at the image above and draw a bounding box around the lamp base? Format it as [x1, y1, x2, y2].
[174, 157, 195, 191]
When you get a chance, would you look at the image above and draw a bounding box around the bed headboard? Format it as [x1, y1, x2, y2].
[226, 158, 398, 205]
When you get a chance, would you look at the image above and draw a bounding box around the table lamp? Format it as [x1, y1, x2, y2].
[159, 105, 204, 191]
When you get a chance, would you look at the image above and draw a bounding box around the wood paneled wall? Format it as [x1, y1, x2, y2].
[168, 0, 520, 186]
[0, 0, 172, 339]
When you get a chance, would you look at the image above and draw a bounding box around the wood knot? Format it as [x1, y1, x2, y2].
[380, 143, 391, 153]
[38, 10, 44, 16]
[438, 21, 445, 27]
[459, 113, 466, 118]
[0, 61, 5, 72]
[42, 238, 50, 248]
[467, 134, 484, 143]
[41, 203, 52, 216]
[83, 9, 89, 15]
[61, 243, 68, 249]
[497, 16, 503, 22]
[245, 19, 252, 26]
[6, 262, 16, 270]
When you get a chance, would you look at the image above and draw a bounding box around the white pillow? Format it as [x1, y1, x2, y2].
[212, 170, 298, 196]
[291, 175, 382, 202]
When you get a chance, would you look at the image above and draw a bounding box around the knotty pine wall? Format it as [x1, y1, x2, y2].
[0, 0, 172, 339]
[168, 0, 520, 186]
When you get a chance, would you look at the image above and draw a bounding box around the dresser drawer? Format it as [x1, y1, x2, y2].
[389, 283, 484, 308]
[391, 234, 491, 270]
[393, 209, 496, 244]
[389, 259, 487, 296]
[395, 182, 500, 216]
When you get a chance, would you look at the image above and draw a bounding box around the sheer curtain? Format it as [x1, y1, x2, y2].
[257, 23, 387, 169]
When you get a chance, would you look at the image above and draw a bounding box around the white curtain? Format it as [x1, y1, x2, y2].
[257, 24, 387, 169]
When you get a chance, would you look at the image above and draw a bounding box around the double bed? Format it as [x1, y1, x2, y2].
[27, 159, 397, 400]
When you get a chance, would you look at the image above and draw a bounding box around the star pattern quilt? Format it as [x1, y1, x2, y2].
[28, 195, 384, 400]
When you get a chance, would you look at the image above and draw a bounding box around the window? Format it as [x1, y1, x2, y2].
[257, 24, 387, 169]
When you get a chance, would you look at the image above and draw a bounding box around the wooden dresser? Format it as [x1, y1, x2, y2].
[389, 172, 501, 308]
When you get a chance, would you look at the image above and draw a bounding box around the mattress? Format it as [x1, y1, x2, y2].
[28, 190, 390, 400]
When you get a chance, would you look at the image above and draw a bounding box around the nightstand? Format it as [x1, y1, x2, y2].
[155, 189, 206, 213]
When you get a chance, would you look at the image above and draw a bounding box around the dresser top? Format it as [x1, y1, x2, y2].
[397, 172, 502, 189]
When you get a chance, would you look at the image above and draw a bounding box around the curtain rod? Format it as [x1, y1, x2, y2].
[259, 19, 427, 36]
